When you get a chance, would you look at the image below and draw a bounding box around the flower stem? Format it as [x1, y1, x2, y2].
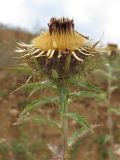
[106, 64, 114, 156]
[59, 85, 69, 159]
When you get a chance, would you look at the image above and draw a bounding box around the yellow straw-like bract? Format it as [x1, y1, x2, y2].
[32, 31, 87, 51]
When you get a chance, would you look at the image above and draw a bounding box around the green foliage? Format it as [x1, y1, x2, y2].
[64, 112, 90, 128]
[68, 78, 102, 92]
[0, 143, 9, 153]
[9, 65, 33, 75]
[0, 129, 50, 160]
[94, 53, 120, 160]
[109, 107, 120, 116]
[94, 52, 120, 84]
[70, 139, 81, 160]
[15, 53, 110, 160]
[69, 91, 97, 98]
[15, 75, 105, 160]
[68, 126, 91, 147]
[95, 134, 112, 160]
[95, 134, 118, 160]
[20, 96, 58, 117]
[0, 90, 7, 97]
[14, 80, 55, 93]
[27, 115, 60, 129]
[69, 91, 106, 101]
[11, 139, 36, 160]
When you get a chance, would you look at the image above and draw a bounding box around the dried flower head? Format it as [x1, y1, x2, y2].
[105, 43, 120, 62]
[16, 17, 102, 80]
[106, 43, 119, 58]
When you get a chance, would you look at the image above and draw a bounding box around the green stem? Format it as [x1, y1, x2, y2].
[64, 54, 71, 74]
[107, 64, 114, 150]
[57, 55, 71, 159]
[59, 85, 69, 159]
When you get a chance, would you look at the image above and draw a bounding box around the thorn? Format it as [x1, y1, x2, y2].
[16, 53, 32, 58]
[76, 48, 94, 56]
[48, 50, 55, 59]
[47, 49, 52, 56]
[72, 51, 83, 62]
[58, 51, 62, 58]
[17, 42, 34, 47]
[14, 49, 26, 53]
[75, 30, 89, 39]
[31, 51, 45, 58]
[92, 41, 100, 48]
[31, 49, 41, 55]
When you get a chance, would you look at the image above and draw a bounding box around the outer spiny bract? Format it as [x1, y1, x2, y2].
[15, 17, 103, 80]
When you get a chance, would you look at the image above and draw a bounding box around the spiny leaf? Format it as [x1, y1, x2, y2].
[69, 125, 100, 147]
[14, 80, 54, 93]
[16, 114, 60, 129]
[31, 116, 61, 129]
[68, 79, 102, 92]
[69, 91, 106, 101]
[69, 91, 97, 98]
[64, 112, 90, 128]
[28, 89, 38, 97]
[20, 96, 58, 117]
[68, 126, 90, 146]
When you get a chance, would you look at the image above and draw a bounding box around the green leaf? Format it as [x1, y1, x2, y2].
[31, 116, 60, 129]
[69, 91, 106, 101]
[69, 91, 97, 98]
[94, 70, 108, 77]
[64, 112, 90, 128]
[9, 66, 33, 75]
[68, 126, 91, 146]
[20, 96, 58, 117]
[14, 80, 54, 93]
[69, 125, 100, 147]
[96, 134, 112, 145]
[15, 114, 60, 129]
[109, 107, 120, 116]
[28, 89, 38, 97]
[68, 79, 102, 92]
[94, 70, 116, 81]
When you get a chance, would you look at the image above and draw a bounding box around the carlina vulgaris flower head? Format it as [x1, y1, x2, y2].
[105, 43, 120, 60]
[15, 17, 103, 80]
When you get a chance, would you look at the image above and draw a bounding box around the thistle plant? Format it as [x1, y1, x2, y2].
[94, 43, 120, 159]
[15, 17, 104, 160]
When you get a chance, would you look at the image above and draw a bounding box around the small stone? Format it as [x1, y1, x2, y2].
[115, 148, 120, 156]
[8, 108, 19, 117]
